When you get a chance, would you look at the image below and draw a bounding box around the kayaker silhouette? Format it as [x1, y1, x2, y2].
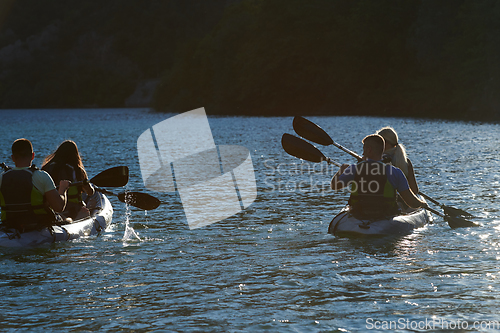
[330, 134, 427, 218]
[0, 138, 71, 232]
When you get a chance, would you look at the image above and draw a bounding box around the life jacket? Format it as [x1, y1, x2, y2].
[43, 162, 83, 206]
[347, 160, 398, 218]
[0, 166, 56, 230]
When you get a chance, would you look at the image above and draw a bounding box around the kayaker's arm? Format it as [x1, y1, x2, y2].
[398, 189, 427, 209]
[330, 164, 350, 190]
[45, 180, 70, 212]
[82, 180, 95, 196]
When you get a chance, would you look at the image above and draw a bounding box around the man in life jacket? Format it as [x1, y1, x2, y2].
[330, 134, 426, 218]
[0, 138, 70, 231]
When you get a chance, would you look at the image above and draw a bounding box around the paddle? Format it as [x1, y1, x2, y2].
[292, 116, 474, 218]
[281, 133, 341, 166]
[282, 133, 479, 229]
[117, 192, 161, 210]
[0, 163, 159, 210]
[62, 166, 129, 194]
[86, 166, 160, 210]
[425, 206, 478, 228]
[419, 192, 473, 217]
[293, 116, 363, 161]
[93, 187, 161, 210]
[88, 166, 129, 187]
[0, 163, 130, 188]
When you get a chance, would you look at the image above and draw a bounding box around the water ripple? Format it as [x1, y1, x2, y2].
[0, 110, 499, 331]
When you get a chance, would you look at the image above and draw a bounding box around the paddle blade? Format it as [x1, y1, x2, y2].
[424, 206, 478, 228]
[446, 215, 479, 228]
[443, 205, 474, 218]
[281, 133, 327, 163]
[90, 166, 129, 187]
[118, 192, 161, 210]
[420, 192, 474, 218]
[293, 116, 333, 146]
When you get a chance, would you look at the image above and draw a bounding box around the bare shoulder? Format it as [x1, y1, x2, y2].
[407, 158, 415, 171]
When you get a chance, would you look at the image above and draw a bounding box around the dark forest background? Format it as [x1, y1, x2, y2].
[1, 0, 500, 120]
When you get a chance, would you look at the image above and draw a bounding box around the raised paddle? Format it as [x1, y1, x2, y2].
[282, 133, 341, 166]
[88, 166, 129, 187]
[281, 133, 479, 229]
[293, 116, 363, 161]
[292, 116, 474, 218]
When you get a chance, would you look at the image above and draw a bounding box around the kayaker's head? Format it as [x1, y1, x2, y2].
[11, 138, 34, 167]
[362, 134, 385, 161]
[51, 140, 81, 165]
[43, 140, 88, 181]
[376, 126, 398, 151]
[44, 140, 82, 168]
[375, 126, 409, 175]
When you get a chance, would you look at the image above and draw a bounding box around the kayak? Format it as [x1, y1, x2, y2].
[0, 190, 113, 247]
[328, 202, 433, 238]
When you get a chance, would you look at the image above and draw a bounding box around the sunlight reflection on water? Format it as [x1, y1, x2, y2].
[0, 109, 499, 331]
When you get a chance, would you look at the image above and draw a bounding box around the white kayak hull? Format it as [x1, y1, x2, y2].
[0, 191, 113, 247]
[328, 205, 433, 238]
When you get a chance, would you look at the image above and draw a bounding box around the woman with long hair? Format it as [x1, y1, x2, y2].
[42, 140, 94, 220]
[376, 127, 419, 195]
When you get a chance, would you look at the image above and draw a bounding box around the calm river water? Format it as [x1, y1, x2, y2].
[0, 108, 499, 332]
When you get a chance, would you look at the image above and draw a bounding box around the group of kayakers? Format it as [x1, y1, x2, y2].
[330, 127, 427, 218]
[0, 138, 92, 232]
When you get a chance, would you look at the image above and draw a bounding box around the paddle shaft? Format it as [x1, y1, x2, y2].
[325, 158, 341, 167]
[331, 142, 362, 161]
[95, 187, 119, 198]
[424, 206, 444, 218]
[419, 192, 441, 206]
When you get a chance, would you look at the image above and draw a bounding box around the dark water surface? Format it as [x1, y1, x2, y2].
[0, 109, 499, 332]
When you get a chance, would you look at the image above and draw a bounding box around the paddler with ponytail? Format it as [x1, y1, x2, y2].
[330, 134, 426, 218]
[42, 140, 94, 221]
[376, 126, 419, 195]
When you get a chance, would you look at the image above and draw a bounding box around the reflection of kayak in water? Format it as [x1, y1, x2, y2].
[328, 201, 433, 238]
[0, 191, 112, 247]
